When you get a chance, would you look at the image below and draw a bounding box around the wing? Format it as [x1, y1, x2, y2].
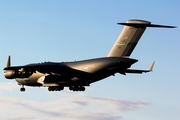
[124, 61, 155, 74]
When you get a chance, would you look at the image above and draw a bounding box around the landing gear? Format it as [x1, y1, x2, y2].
[69, 86, 85, 92]
[48, 86, 86, 92]
[48, 87, 54, 91]
[20, 86, 25, 92]
[48, 86, 64, 91]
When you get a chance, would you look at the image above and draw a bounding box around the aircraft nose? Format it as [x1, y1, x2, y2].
[4, 70, 15, 79]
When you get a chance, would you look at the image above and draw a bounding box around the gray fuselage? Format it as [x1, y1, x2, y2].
[15, 57, 137, 87]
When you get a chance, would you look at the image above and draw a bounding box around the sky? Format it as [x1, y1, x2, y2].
[0, 0, 180, 120]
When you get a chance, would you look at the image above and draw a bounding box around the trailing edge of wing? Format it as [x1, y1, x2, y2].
[125, 61, 155, 74]
[117, 23, 176, 28]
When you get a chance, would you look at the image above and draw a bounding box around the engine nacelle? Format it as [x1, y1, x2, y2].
[4, 70, 33, 79]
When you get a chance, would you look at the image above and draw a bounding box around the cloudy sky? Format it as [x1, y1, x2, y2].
[0, 0, 179, 120]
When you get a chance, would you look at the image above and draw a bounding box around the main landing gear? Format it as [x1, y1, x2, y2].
[48, 86, 64, 91]
[69, 86, 85, 92]
[48, 86, 86, 92]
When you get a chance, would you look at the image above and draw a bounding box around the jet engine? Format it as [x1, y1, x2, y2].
[4, 70, 33, 79]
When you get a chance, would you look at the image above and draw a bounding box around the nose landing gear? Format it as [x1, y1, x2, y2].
[20, 85, 25, 92]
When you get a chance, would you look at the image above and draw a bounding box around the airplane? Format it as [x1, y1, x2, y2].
[3, 19, 176, 92]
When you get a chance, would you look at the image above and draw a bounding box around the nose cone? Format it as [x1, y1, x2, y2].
[4, 70, 15, 79]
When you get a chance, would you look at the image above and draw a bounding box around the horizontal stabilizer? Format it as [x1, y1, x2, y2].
[117, 23, 176, 28]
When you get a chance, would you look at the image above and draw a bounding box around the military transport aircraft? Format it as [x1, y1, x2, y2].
[4, 19, 176, 92]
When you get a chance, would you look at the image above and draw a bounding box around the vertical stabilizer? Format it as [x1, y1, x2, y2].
[107, 20, 151, 57]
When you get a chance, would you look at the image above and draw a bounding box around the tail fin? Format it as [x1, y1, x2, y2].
[107, 19, 176, 57]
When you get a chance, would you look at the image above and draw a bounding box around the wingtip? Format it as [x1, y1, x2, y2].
[6, 55, 11, 68]
[148, 61, 155, 71]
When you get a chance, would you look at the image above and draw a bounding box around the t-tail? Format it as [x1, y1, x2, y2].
[107, 19, 176, 58]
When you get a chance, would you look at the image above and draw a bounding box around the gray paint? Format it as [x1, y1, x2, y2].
[3, 19, 175, 92]
[107, 20, 150, 57]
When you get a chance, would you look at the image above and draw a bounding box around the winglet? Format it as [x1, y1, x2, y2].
[6, 56, 11, 68]
[148, 61, 155, 71]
